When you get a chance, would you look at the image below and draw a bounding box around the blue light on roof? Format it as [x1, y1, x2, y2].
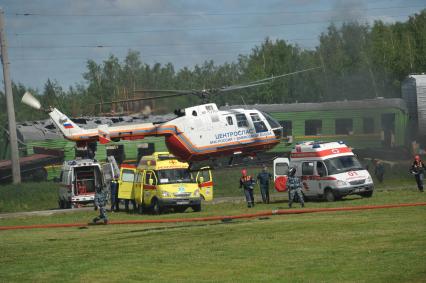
[312, 143, 321, 148]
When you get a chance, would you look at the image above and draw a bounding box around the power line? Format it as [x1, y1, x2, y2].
[8, 4, 425, 17]
[9, 12, 418, 38]
[8, 38, 317, 49]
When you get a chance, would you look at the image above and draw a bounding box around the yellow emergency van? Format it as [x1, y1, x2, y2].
[133, 152, 213, 214]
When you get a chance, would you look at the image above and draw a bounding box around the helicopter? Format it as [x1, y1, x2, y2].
[21, 67, 319, 166]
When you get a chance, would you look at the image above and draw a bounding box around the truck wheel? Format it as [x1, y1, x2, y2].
[192, 204, 201, 212]
[324, 189, 335, 202]
[152, 199, 162, 215]
[361, 191, 373, 198]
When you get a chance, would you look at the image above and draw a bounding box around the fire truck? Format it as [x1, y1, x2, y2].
[274, 141, 374, 201]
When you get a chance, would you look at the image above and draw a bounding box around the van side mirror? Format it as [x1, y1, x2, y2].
[149, 178, 154, 185]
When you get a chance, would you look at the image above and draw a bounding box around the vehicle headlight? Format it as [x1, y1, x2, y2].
[336, 180, 348, 187]
[193, 189, 200, 197]
[366, 176, 373, 184]
[161, 191, 171, 197]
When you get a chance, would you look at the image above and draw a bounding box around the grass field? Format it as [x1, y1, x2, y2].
[1, 187, 425, 282]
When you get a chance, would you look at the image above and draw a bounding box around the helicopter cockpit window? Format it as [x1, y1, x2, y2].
[236, 114, 249, 128]
[250, 113, 268, 133]
[261, 111, 281, 129]
[227, 116, 234, 126]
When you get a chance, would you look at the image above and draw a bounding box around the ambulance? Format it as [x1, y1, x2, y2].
[119, 152, 213, 214]
[274, 141, 374, 201]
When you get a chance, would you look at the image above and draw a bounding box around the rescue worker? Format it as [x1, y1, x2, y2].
[257, 165, 272, 204]
[374, 160, 385, 183]
[110, 176, 120, 212]
[92, 183, 109, 224]
[410, 155, 425, 192]
[239, 169, 255, 208]
[287, 167, 305, 208]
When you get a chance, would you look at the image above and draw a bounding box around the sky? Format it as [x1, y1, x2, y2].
[0, 0, 425, 91]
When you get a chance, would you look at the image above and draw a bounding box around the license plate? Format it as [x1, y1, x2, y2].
[177, 201, 189, 205]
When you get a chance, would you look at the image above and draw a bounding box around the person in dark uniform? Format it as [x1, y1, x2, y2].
[287, 167, 304, 208]
[257, 165, 272, 204]
[92, 183, 109, 224]
[110, 176, 120, 212]
[240, 169, 255, 208]
[410, 155, 425, 192]
[374, 160, 385, 183]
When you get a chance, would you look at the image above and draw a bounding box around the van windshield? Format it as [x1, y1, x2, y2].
[324, 156, 364, 175]
[156, 169, 195, 184]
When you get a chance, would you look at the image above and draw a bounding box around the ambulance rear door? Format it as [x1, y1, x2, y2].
[273, 158, 289, 192]
[196, 167, 213, 201]
[118, 167, 136, 199]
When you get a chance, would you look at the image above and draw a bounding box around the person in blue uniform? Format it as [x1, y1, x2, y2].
[240, 169, 256, 208]
[257, 165, 272, 204]
[287, 167, 305, 208]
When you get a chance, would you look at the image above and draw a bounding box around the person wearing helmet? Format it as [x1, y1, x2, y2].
[92, 183, 109, 224]
[287, 166, 305, 208]
[239, 169, 256, 208]
[410, 155, 425, 192]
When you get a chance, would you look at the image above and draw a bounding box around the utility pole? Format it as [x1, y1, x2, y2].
[0, 8, 21, 183]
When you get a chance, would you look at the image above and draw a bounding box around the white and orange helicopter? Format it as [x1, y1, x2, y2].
[21, 67, 319, 166]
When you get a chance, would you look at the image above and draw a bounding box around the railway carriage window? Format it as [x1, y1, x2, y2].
[250, 113, 268, 133]
[302, 162, 314, 175]
[226, 116, 234, 126]
[335, 119, 353, 135]
[279, 120, 292, 136]
[305, 120, 322, 135]
[363, 117, 374, 134]
[236, 113, 249, 128]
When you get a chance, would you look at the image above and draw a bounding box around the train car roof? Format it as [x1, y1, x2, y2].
[221, 98, 408, 113]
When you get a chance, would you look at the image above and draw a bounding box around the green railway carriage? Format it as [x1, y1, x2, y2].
[243, 98, 409, 152]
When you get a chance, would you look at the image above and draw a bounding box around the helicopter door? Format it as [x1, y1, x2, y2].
[273, 158, 289, 192]
[196, 167, 213, 201]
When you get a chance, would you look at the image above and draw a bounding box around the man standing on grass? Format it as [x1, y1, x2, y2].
[257, 165, 272, 204]
[410, 155, 425, 192]
[92, 183, 109, 224]
[240, 169, 256, 208]
[287, 167, 304, 208]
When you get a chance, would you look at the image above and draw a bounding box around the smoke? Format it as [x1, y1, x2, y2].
[330, 0, 367, 23]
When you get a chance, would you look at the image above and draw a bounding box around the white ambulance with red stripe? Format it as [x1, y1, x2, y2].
[274, 141, 374, 201]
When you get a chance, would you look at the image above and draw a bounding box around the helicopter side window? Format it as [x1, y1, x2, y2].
[227, 116, 234, 126]
[192, 110, 198, 116]
[250, 113, 268, 133]
[236, 114, 248, 128]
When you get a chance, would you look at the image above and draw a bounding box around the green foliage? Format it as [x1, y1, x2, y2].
[0, 190, 425, 282]
[0, 182, 59, 212]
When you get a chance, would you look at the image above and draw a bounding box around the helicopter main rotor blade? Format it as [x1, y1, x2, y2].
[218, 82, 270, 93]
[97, 92, 193, 106]
[247, 66, 321, 85]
